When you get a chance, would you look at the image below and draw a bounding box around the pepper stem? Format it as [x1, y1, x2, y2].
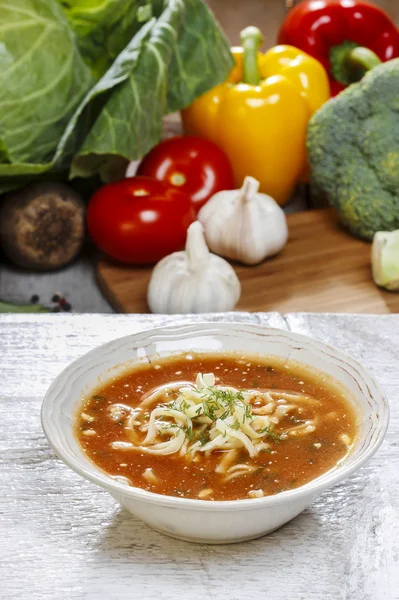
[240, 26, 264, 85]
[330, 40, 381, 85]
[238, 176, 260, 204]
[348, 47, 381, 74]
[185, 221, 209, 271]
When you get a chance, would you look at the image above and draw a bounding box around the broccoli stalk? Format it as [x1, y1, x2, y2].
[372, 230, 399, 291]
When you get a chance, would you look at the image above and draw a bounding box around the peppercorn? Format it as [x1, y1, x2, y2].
[60, 299, 72, 312]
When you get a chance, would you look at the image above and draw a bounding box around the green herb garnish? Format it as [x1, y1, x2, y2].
[183, 425, 195, 441]
[199, 431, 210, 446]
[245, 403, 252, 419]
[259, 426, 284, 443]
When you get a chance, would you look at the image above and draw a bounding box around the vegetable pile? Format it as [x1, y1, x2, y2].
[2, 0, 399, 307]
[0, 0, 233, 193]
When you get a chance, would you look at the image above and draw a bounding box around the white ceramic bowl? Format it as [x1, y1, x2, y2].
[41, 323, 389, 544]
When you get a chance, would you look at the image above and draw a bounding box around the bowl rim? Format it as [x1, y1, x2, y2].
[41, 322, 390, 512]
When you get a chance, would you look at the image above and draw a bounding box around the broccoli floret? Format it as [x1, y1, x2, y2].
[307, 59, 399, 241]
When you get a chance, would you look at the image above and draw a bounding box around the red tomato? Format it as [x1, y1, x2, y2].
[87, 177, 195, 264]
[136, 136, 235, 212]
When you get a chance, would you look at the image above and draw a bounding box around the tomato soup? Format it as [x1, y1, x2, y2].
[76, 353, 358, 501]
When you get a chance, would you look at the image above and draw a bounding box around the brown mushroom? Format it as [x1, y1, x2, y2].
[0, 182, 85, 270]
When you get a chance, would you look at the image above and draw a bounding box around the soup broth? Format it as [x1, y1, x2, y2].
[76, 353, 358, 501]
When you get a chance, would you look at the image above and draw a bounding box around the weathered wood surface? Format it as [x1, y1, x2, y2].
[1, 312, 398, 600]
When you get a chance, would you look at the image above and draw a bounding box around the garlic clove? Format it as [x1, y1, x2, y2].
[185, 219, 210, 270]
[147, 221, 241, 314]
[198, 176, 288, 266]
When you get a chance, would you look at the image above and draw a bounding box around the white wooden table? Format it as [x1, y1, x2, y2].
[1, 312, 398, 600]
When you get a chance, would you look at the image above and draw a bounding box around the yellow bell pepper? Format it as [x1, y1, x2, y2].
[181, 27, 329, 205]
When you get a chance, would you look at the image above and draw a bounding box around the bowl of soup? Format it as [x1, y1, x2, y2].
[41, 323, 388, 544]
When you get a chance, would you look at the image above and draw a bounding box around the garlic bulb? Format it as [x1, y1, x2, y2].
[198, 176, 288, 265]
[147, 221, 241, 314]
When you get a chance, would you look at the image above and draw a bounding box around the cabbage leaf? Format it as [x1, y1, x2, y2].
[0, 0, 233, 192]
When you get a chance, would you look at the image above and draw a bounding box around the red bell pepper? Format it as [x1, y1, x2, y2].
[278, 0, 399, 96]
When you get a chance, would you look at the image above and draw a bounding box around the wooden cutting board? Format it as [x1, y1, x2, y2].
[97, 208, 399, 314]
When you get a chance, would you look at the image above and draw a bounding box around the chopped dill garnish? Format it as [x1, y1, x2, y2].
[207, 387, 245, 408]
[157, 422, 179, 434]
[183, 425, 195, 441]
[259, 426, 284, 443]
[145, 375, 289, 461]
[196, 386, 255, 425]
[199, 431, 210, 446]
[202, 399, 218, 421]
